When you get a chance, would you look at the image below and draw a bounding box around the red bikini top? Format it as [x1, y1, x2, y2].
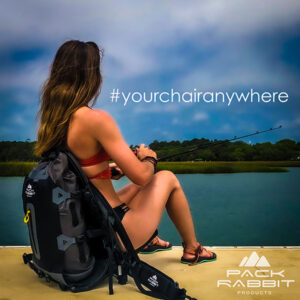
[78, 148, 111, 179]
[78, 148, 110, 166]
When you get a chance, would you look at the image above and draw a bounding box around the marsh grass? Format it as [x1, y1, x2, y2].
[1, 161, 299, 176]
[156, 161, 298, 174]
[0, 162, 37, 176]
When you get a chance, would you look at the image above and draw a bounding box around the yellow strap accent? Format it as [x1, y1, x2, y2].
[24, 209, 31, 224]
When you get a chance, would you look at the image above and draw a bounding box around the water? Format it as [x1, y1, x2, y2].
[0, 169, 299, 246]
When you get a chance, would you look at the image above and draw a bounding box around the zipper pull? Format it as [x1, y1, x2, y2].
[24, 209, 31, 224]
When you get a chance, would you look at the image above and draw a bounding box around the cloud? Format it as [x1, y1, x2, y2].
[1, 0, 300, 80]
[193, 112, 209, 122]
[11, 114, 26, 126]
[0, 57, 48, 91]
[133, 103, 180, 114]
[169, 111, 208, 127]
[275, 117, 300, 129]
[1, 0, 299, 142]
[216, 123, 233, 134]
[176, 43, 298, 93]
[172, 117, 179, 125]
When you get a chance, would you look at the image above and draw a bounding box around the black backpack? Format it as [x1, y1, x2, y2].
[22, 148, 196, 300]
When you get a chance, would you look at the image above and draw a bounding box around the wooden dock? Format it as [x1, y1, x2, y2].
[0, 246, 299, 299]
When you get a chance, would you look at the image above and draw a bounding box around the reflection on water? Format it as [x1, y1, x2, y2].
[0, 168, 299, 246]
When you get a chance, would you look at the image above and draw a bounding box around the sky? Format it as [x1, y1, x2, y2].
[0, 0, 299, 145]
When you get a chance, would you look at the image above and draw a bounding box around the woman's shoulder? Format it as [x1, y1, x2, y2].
[73, 107, 115, 127]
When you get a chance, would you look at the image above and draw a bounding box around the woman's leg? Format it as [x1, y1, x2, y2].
[122, 170, 213, 258]
[116, 182, 141, 206]
[117, 182, 170, 248]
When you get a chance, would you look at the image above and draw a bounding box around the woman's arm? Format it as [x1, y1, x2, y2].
[86, 109, 156, 186]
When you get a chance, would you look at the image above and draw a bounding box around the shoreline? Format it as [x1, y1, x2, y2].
[0, 161, 300, 176]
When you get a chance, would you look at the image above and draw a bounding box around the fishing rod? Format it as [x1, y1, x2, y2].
[158, 125, 282, 161]
[111, 125, 282, 177]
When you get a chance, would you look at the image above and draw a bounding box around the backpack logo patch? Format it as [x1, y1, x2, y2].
[148, 274, 159, 287]
[25, 184, 35, 197]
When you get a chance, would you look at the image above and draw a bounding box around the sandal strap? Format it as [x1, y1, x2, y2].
[190, 245, 202, 265]
[183, 243, 210, 265]
[146, 236, 170, 248]
[182, 243, 204, 253]
[149, 236, 159, 246]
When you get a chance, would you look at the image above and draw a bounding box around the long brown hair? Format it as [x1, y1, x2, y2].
[35, 40, 103, 156]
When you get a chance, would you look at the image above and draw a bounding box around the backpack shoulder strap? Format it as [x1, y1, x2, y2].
[62, 149, 89, 185]
[63, 149, 139, 257]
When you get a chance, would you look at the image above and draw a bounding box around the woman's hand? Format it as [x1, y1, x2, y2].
[109, 162, 124, 180]
[136, 144, 157, 160]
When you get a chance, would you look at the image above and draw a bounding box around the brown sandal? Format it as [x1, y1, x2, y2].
[181, 242, 217, 265]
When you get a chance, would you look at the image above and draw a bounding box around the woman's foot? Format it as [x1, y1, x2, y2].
[139, 236, 172, 254]
[181, 242, 217, 265]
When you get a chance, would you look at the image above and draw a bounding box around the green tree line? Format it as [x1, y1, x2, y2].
[1, 138, 299, 162]
[148, 138, 300, 161]
[0, 141, 39, 161]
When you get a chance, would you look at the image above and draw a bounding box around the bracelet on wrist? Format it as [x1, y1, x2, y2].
[141, 156, 158, 172]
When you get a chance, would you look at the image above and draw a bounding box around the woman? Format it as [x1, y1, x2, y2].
[34, 40, 216, 265]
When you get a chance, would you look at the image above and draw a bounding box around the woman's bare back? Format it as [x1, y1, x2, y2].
[66, 106, 122, 207]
